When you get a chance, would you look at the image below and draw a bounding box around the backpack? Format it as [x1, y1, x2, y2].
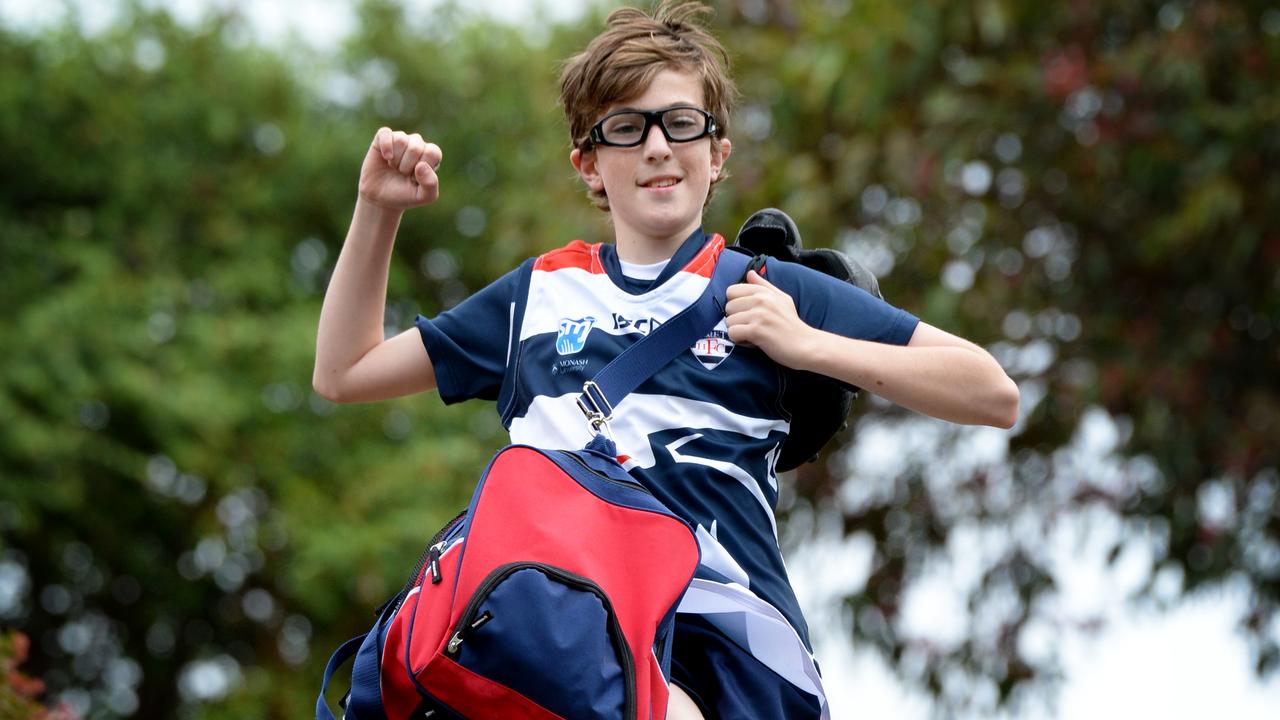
[732, 208, 885, 472]
[316, 249, 754, 720]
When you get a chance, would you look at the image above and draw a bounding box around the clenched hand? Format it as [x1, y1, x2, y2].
[358, 127, 444, 210]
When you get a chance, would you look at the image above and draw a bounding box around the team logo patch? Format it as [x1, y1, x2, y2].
[691, 330, 734, 370]
[556, 316, 596, 355]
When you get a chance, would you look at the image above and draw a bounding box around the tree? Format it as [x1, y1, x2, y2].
[1, 1, 1276, 717]
[713, 0, 1279, 711]
[0, 3, 579, 715]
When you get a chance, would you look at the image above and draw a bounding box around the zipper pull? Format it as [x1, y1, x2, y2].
[427, 542, 444, 585]
[446, 611, 493, 655]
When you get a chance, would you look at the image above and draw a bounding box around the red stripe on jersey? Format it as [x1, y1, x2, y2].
[536, 234, 722, 276]
[533, 239, 607, 273]
[681, 233, 725, 278]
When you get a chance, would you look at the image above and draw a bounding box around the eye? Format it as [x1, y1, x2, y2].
[602, 114, 644, 139]
[664, 109, 705, 138]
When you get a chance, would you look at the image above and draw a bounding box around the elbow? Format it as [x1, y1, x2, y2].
[312, 369, 350, 404]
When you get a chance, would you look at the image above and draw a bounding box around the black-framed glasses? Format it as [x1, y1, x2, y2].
[587, 106, 718, 148]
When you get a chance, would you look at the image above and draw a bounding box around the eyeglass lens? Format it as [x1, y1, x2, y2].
[599, 108, 708, 145]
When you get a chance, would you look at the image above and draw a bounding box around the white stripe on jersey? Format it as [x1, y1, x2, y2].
[679, 578, 830, 717]
[506, 301, 516, 366]
[522, 266, 709, 342]
[507, 393, 597, 449]
[508, 392, 789, 466]
[668, 433, 778, 538]
[695, 523, 751, 587]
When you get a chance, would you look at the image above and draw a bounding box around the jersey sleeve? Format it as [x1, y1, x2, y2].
[414, 259, 533, 405]
[766, 259, 919, 345]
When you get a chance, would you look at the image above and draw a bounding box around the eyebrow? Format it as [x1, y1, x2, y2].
[610, 102, 701, 113]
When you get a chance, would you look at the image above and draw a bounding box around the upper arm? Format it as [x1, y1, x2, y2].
[773, 260, 919, 345]
[318, 328, 438, 404]
[906, 320, 988, 353]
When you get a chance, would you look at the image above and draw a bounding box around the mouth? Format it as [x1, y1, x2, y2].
[640, 176, 681, 189]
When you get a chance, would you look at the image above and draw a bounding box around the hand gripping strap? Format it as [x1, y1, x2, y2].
[576, 247, 752, 422]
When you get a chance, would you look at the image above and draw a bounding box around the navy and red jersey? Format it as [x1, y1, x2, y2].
[415, 229, 918, 715]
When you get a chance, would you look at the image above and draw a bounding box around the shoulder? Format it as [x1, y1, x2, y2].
[533, 239, 605, 273]
[759, 254, 919, 342]
[754, 256, 834, 296]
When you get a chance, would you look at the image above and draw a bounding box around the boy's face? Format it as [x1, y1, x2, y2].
[571, 68, 732, 253]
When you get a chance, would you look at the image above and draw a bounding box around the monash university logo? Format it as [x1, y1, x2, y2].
[556, 316, 596, 355]
[551, 358, 589, 376]
[691, 330, 734, 370]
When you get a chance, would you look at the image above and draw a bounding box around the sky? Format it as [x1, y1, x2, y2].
[2, 1, 1279, 718]
[0, 0, 592, 44]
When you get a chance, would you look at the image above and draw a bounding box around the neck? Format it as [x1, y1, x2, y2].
[613, 221, 701, 264]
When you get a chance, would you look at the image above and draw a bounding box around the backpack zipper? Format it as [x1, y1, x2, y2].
[445, 611, 493, 654]
[560, 451, 650, 494]
[377, 509, 468, 619]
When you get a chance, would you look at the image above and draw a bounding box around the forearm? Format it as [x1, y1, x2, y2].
[794, 329, 1020, 428]
[313, 198, 404, 398]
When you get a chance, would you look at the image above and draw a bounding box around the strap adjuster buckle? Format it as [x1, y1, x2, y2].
[576, 381, 614, 433]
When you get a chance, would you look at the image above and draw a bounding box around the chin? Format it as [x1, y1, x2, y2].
[642, 216, 699, 241]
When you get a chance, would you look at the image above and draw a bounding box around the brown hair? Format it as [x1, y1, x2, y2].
[558, 1, 739, 210]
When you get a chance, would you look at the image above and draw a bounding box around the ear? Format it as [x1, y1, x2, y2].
[570, 147, 605, 193]
[710, 137, 732, 181]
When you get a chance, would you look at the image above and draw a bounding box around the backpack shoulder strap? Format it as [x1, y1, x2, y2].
[575, 246, 751, 431]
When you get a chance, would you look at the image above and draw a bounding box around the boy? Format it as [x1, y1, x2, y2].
[314, 2, 1019, 717]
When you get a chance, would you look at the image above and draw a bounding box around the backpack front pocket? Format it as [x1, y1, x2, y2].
[446, 562, 634, 720]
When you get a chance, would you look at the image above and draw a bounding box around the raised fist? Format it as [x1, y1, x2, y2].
[358, 127, 444, 210]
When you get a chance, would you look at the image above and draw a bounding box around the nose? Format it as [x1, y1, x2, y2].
[642, 122, 672, 161]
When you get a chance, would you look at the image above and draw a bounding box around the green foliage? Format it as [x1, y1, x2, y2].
[1, 1, 1276, 717]
[0, 4, 567, 716]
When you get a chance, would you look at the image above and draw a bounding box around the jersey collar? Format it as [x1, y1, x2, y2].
[598, 228, 711, 296]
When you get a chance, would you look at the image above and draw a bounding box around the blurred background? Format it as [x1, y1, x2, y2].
[1, 0, 1277, 717]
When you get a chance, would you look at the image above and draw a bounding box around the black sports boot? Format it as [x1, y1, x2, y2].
[734, 207, 803, 262]
[731, 207, 892, 470]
